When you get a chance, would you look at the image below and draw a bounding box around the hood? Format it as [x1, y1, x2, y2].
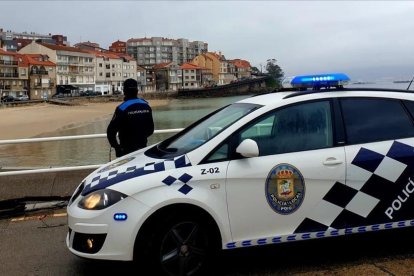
[81, 150, 192, 196]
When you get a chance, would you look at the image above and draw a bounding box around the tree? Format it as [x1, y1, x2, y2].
[251, 66, 261, 75]
[265, 58, 284, 88]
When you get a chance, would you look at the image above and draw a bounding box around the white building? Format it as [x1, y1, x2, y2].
[19, 41, 95, 94]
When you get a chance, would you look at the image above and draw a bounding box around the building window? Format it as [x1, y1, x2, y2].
[99, 63, 102, 67]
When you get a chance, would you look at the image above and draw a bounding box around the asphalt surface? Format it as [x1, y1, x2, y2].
[0, 208, 413, 276]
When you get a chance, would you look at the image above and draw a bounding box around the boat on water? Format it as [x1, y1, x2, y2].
[393, 80, 410, 83]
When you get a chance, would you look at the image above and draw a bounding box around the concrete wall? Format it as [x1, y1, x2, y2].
[0, 169, 93, 201]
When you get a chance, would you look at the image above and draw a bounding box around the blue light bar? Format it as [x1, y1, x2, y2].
[291, 73, 350, 86]
[114, 213, 128, 221]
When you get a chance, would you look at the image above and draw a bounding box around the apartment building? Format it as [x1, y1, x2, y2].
[117, 53, 137, 84]
[83, 50, 121, 94]
[153, 62, 181, 91]
[82, 50, 137, 94]
[21, 54, 56, 100]
[192, 52, 234, 85]
[180, 63, 213, 89]
[0, 49, 28, 98]
[73, 41, 101, 51]
[192, 52, 252, 85]
[19, 41, 95, 94]
[109, 40, 127, 54]
[0, 28, 68, 52]
[136, 65, 146, 92]
[126, 37, 208, 68]
[228, 59, 252, 79]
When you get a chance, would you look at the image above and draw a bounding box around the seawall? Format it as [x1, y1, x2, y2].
[0, 169, 93, 201]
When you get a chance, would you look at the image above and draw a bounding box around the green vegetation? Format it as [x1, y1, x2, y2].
[265, 58, 284, 88]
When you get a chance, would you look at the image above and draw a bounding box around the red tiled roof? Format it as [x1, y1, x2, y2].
[25, 54, 56, 66]
[0, 48, 16, 56]
[180, 63, 208, 70]
[115, 52, 135, 61]
[207, 52, 223, 60]
[153, 62, 173, 69]
[12, 54, 29, 67]
[38, 43, 90, 54]
[82, 49, 121, 59]
[111, 40, 126, 45]
[229, 59, 251, 68]
[1, 51, 55, 67]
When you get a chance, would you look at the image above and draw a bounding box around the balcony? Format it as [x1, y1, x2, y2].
[0, 85, 11, 90]
[30, 70, 48, 76]
[34, 82, 55, 88]
[68, 60, 79, 65]
[0, 72, 19, 78]
[0, 60, 18, 66]
[81, 71, 95, 75]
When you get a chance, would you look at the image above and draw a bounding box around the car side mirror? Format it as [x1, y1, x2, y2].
[236, 139, 259, 158]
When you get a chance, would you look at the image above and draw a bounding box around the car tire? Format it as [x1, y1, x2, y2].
[137, 213, 217, 276]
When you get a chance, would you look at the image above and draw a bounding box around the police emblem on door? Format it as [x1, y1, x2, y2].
[265, 164, 305, 215]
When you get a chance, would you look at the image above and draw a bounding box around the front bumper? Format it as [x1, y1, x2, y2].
[66, 196, 150, 261]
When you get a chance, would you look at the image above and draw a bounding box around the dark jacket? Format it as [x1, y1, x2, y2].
[107, 97, 154, 156]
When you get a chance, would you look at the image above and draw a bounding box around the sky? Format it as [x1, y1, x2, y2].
[2, 1, 414, 81]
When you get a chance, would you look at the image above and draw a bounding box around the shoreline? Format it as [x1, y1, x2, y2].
[0, 99, 170, 140]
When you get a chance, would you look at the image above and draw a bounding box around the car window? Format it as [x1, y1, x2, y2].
[252, 100, 333, 155]
[403, 100, 414, 119]
[341, 98, 414, 144]
[206, 100, 333, 161]
[146, 103, 261, 158]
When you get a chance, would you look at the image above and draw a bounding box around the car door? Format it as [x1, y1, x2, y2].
[339, 97, 414, 229]
[225, 100, 346, 244]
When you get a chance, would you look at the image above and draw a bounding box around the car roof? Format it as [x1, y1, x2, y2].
[237, 88, 414, 107]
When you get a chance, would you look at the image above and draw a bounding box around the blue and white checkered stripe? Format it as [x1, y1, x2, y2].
[225, 219, 414, 249]
[294, 140, 414, 233]
[82, 155, 191, 195]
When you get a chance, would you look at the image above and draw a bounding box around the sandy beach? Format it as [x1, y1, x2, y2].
[0, 99, 169, 140]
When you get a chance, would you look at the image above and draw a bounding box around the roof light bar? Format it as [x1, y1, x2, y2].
[291, 73, 350, 90]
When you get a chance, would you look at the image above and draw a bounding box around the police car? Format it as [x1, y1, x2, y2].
[67, 73, 414, 275]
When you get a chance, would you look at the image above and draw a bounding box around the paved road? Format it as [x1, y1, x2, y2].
[0, 209, 413, 276]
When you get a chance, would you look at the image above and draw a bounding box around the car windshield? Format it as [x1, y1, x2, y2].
[147, 103, 261, 158]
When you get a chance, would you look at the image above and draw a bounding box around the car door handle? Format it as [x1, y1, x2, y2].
[323, 158, 343, 166]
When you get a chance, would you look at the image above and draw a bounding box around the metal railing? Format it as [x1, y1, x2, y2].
[0, 60, 18, 66]
[0, 128, 183, 176]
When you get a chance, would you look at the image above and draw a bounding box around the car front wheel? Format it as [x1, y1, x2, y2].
[140, 214, 217, 276]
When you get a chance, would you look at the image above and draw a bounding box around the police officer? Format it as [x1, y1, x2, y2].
[107, 78, 154, 157]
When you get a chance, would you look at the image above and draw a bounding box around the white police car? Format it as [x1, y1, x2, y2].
[67, 73, 414, 275]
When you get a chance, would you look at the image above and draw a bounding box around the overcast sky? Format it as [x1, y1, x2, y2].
[2, 1, 414, 81]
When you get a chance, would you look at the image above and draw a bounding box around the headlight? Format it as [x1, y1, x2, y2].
[78, 189, 127, 210]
